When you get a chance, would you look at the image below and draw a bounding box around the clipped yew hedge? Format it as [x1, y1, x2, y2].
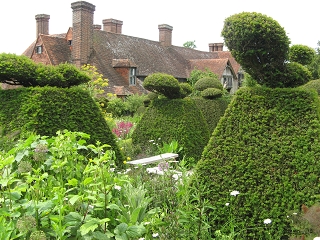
[193, 97, 230, 133]
[193, 87, 320, 238]
[0, 87, 123, 165]
[132, 98, 210, 163]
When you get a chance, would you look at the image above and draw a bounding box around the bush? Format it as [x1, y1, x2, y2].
[187, 68, 218, 86]
[125, 94, 147, 116]
[201, 88, 223, 99]
[143, 72, 181, 99]
[193, 96, 230, 133]
[300, 79, 320, 95]
[282, 62, 312, 87]
[106, 97, 127, 117]
[0, 86, 124, 166]
[221, 12, 290, 87]
[179, 82, 193, 98]
[192, 87, 320, 238]
[289, 44, 316, 66]
[132, 98, 210, 164]
[194, 77, 223, 91]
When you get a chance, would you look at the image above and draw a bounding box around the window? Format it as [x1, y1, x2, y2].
[129, 68, 136, 85]
[36, 45, 42, 54]
[223, 76, 233, 90]
[68, 40, 72, 46]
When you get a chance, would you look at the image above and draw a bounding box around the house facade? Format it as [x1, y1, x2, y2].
[23, 1, 243, 95]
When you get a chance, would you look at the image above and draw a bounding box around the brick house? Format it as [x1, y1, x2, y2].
[23, 1, 243, 96]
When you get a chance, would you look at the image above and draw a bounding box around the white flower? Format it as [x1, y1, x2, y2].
[230, 190, 240, 196]
[263, 218, 272, 224]
[313, 237, 320, 240]
[225, 202, 230, 206]
[152, 233, 159, 238]
[88, 204, 94, 210]
[149, 140, 154, 142]
[139, 238, 145, 240]
[110, 168, 115, 172]
[293, 212, 297, 215]
[114, 185, 121, 191]
[143, 221, 150, 225]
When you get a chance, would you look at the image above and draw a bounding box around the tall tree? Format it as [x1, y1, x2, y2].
[183, 40, 197, 49]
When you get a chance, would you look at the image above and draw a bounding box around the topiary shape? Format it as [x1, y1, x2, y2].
[143, 72, 181, 99]
[192, 87, 320, 239]
[194, 77, 223, 91]
[201, 88, 223, 99]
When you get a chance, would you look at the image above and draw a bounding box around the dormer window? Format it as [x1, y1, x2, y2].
[129, 67, 136, 85]
[36, 45, 42, 54]
[68, 40, 72, 46]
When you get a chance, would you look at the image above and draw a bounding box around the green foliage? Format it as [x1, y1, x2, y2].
[0, 53, 37, 86]
[106, 97, 127, 118]
[125, 94, 147, 116]
[194, 76, 223, 91]
[300, 79, 320, 95]
[193, 87, 320, 238]
[187, 68, 218, 86]
[0, 87, 123, 166]
[307, 41, 320, 80]
[0, 53, 90, 88]
[221, 12, 290, 87]
[283, 62, 312, 87]
[201, 88, 223, 99]
[143, 72, 181, 99]
[183, 40, 197, 49]
[0, 131, 154, 239]
[289, 44, 316, 66]
[193, 97, 230, 133]
[241, 73, 260, 87]
[179, 82, 193, 98]
[132, 98, 210, 163]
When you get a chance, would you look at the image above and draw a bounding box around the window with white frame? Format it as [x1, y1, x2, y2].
[223, 75, 233, 90]
[36, 45, 42, 54]
[129, 67, 136, 85]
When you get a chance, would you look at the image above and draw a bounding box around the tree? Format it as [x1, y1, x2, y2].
[183, 40, 197, 49]
[289, 44, 315, 66]
[221, 12, 290, 87]
[307, 41, 320, 79]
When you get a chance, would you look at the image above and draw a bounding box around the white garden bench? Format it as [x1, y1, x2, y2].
[127, 153, 179, 165]
[127, 153, 181, 177]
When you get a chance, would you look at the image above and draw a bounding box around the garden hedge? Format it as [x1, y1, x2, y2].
[192, 87, 320, 238]
[193, 97, 230, 134]
[0, 87, 123, 165]
[132, 98, 210, 163]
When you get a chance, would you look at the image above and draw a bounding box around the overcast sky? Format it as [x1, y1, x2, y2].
[1, 0, 319, 55]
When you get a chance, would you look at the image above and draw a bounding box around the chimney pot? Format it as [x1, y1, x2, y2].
[209, 43, 224, 52]
[93, 24, 102, 30]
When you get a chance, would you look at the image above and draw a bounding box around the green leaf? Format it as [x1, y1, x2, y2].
[126, 225, 146, 238]
[69, 195, 81, 205]
[83, 177, 93, 185]
[80, 218, 100, 236]
[92, 231, 112, 240]
[130, 207, 141, 224]
[114, 223, 128, 235]
[107, 203, 121, 211]
[66, 178, 78, 187]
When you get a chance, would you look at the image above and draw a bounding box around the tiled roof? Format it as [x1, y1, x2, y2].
[188, 58, 230, 79]
[22, 40, 36, 57]
[216, 51, 241, 74]
[40, 34, 71, 65]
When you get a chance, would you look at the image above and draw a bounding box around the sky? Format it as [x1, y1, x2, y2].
[0, 0, 319, 55]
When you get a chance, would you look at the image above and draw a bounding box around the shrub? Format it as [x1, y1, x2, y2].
[289, 44, 316, 66]
[125, 94, 147, 115]
[194, 77, 223, 91]
[201, 88, 223, 99]
[0, 86, 124, 166]
[179, 82, 193, 98]
[106, 97, 127, 117]
[282, 62, 312, 87]
[221, 12, 290, 87]
[187, 68, 218, 86]
[143, 72, 181, 99]
[300, 79, 320, 95]
[132, 98, 210, 164]
[193, 97, 230, 133]
[192, 87, 320, 238]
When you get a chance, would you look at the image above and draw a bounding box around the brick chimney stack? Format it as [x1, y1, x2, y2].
[209, 43, 224, 52]
[35, 14, 50, 38]
[71, 1, 95, 68]
[158, 24, 173, 47]
[102, 19, 123, 34]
